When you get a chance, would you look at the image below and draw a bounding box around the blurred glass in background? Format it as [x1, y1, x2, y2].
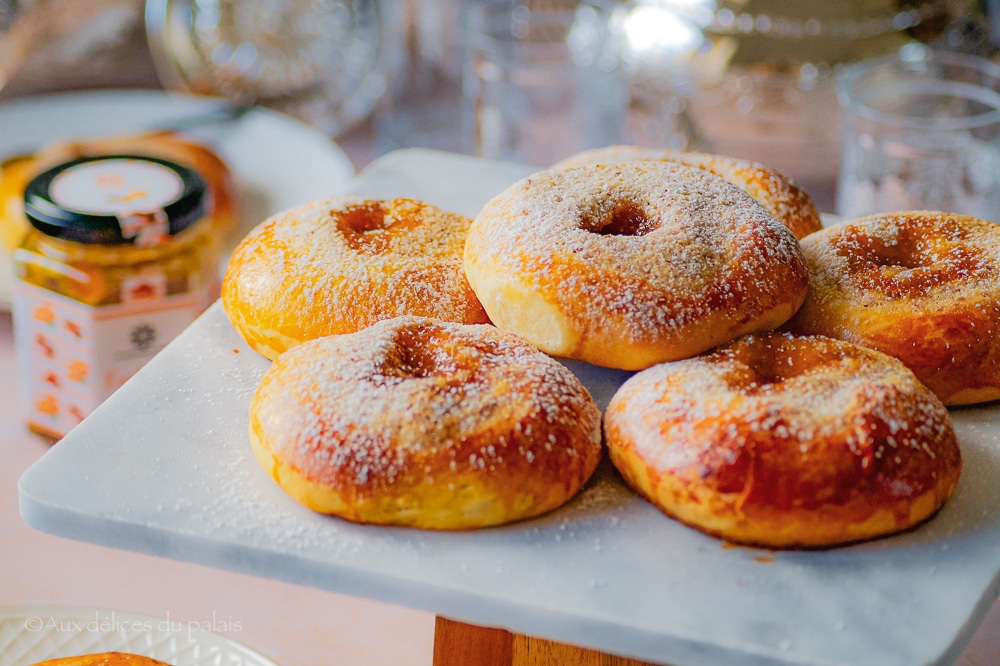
[836, 46, 1000, 221]
[1, 0, 999, 212]
[459, 0, 631, 166]
[145, 0, 385, 137]
[622, 0, 998, 209]
[373, 0, 463, 154]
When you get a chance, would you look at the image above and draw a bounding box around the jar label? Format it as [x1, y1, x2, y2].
[12, 280, 212, 439]
[50, 158, 183, 247]
[50, 158, 184, 216]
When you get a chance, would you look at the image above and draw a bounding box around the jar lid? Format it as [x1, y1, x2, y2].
[23, 154, 208, 245]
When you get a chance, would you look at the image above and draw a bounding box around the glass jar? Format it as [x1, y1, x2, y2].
[12, 154, 218, 439]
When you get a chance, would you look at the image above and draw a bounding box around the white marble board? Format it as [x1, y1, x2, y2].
[18, 149, 1000, 666]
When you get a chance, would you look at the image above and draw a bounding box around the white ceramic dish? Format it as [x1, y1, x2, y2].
[18, 149, 1000, 666]
[0, 605, 279, 665]
[0, 89, 356, 311]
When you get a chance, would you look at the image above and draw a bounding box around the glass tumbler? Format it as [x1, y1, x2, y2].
[460, 0, 630, 167]
[145, 0, 385, 137]
[373, 0, 463, 154]
[836, 46, 1000, 222]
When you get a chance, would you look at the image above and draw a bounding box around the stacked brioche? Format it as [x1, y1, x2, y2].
[221, 145, 986, 547]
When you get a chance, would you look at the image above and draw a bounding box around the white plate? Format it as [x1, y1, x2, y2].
[0, 605, 279, 665]
[0, 89, 356, 311]
[19, 150, 1000, 666]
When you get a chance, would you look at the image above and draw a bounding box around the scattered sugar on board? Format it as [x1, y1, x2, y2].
[188, 452, 369, 557]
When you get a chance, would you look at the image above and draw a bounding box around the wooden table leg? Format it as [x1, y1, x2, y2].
[432, 616, 513, 666]
[433, 616, 665, 666]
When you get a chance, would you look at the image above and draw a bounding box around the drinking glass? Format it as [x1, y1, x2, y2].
[373, 0, 463, 154]
[460, 0, 630, 167]
[836, 46, 1000, 222]
[145, 0, 385, 137]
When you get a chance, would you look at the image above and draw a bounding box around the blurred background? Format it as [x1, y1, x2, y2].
[1, 0, 998, 211]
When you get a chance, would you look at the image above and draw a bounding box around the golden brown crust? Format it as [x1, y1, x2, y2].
[249, 316, 603, 529]
[464, 160, 810, 370]
[784, 211, 1000, 405]
[552, 145, 823, 240]
[223, 197, 490, 360]
[31, 653, 171, 666]
[604, 332, 962, 549]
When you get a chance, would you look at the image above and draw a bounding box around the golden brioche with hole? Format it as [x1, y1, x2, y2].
[249, 316, 602, 529]
[784, 211, 1000, 405]
[552, 144, 823, 240]
[31, 653, 171, 666]
[463, 159, 810, 371]
[223, 196, 490, 360]
[604, 331, 962, 549]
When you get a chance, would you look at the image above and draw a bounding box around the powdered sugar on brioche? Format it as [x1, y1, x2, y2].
[611, 332, 953, 461]
[799, 211, 998, 301]
[464, 160, 810, 369]
[249, 317, 603, 529]
[604, 331, 962, 548]
[222, 196, 489, 360]
[786, 211, 1000, 405]
[551, 145, 823, 240]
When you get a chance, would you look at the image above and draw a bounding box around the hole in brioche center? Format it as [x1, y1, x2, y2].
[378, 327, 455, 380]
[336, 201, 418, 253]
[871, 240, 931, 272]
[338, 201, 390, 234]
[384, 345, 437, 379]
[728, 337, 819, 393]
[590, 204, 659, 236]
[849, 231, 985, 295]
